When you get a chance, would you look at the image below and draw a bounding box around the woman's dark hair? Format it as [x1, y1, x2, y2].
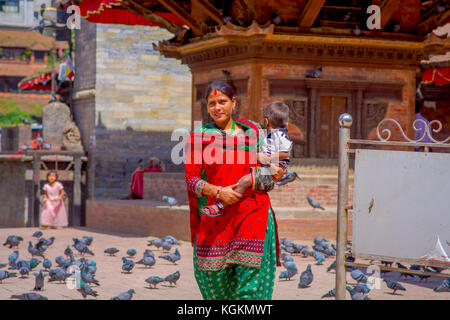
[415, 99, 422, 113]
[47, 170, 58, 181]
[263, 101, 290, 128]
[205, 81, 235, 101]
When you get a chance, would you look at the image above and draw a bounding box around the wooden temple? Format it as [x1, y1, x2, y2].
[77, 0, 449, 159]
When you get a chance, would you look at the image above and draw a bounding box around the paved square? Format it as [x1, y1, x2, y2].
[0, 227, 448, 300]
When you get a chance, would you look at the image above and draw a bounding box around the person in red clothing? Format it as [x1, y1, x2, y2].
[125, 157, 164, 199]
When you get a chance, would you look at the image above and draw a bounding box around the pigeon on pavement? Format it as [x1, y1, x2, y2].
[34, 270, 46, 291]
[145, 276, 165, 289]
[164, 271, 181, 286]
[10, 293, 48, 300]
[136, 256, 156, 268]
[298, 264, 313, 288]
[78, 283, 98, 299]
[0, 270, 17, 283]
[104, 248, 120, 256]
[433, 278, 450, 292]
[32, 231, 43, 239]
[159, 249, 181, 265]
[384, 278, 406, 295]
[346, 286, 370, 300]
[111, 289, 136, 300]
[307, 197, 325, 210]
[321, 288, 336, 299]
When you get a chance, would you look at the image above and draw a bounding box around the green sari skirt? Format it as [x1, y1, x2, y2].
[193, 206, 277, 300]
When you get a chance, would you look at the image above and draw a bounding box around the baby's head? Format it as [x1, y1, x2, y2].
[263, 101, 289, 130]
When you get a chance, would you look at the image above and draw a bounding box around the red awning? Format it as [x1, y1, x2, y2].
[19, 71, 66, 91]
[78, 0, 186, 27]
[422, 66, 450, 86]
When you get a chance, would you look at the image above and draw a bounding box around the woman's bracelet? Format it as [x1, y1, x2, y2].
[216, 186, 222, 199]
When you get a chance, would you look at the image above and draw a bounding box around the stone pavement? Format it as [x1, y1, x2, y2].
[0, 227, 448, 300]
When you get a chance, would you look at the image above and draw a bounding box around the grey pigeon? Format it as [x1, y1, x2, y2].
[306, 66, 322, 78]
[28, 241, 45, 259]
[72, 238, 94, 256]
[276, 170, 301, 186]
[148, 238, 163, 249]
[327, 260, 337, 272]
[164, 235, 181, 245]
[281, 253, 294, 262]
[433, 278, 450, 292]
[346, 286, 370, 300]
[111, 289, 136, 300]
[418, 267, 434, 282]
[279, 268, 297, 281]
[55, 256, 69, 268]
[281, 245, 296, 254]
[80, 236, 93, 246]
[313, 237, 328, 246]
[300, 247, 310, 257]
[8, 251, 19, 268]
[161, 240, 172, 252]
[14, 259, 30, 271]
[48, 267, 70, 283]
[298, 264, 313, 288]
[104, 248, 120, 256]
[159, 249, 181, 265]
[127, 249, 137, 258]
[19, 266, 30, 278]
[396, 262, 415, 279]
[64, 246, 73, 259]
[143, 249, 155, 259]
[311, 251, 327, 265]
[34, 270, 46, 291]
[81, 268, 100, 286]
[35, 240, 48, 254]
[10, 293, 48, 300]
[136, 256, 156, 268]
[0, 270, 17, 283]
[122, 257, 135, 273]
[164, 271, 180, 286]
[307, 197, 325, 210]
[32, 231, 43, 238]
[321, 288, 336, 299]
[43, 236, 55, 247]
[78, 283, 98, 299]
[3, 235, 23, 248]
[350, 267, 368, 283]
[354, 284, 371, 294]
[384, 278, 406, 295]
[145, 276, 165, 289]
[29, 258, 41, 270]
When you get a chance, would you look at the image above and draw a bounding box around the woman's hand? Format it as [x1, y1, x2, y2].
[219, 183, 242, 206]
[270, 164, 287, 180]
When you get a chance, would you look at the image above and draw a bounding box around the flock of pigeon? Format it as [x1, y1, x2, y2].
[1, 232, 182, 300]
[279, 236, 450, 300]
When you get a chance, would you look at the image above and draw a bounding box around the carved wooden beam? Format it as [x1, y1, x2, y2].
[157, 0, 204, 36]
[298, 0, 326, 28]
[417, 10, 450, 35]
[122, 0, 178, 33]
[192, 0, 223, 25]
[380, 0, 401, 30]
[236, 0, 254, 20]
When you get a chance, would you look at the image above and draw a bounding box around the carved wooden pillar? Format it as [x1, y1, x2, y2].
[309, 88, 317, 158]
[249, 63, 263, 122]
[356, 89, 363, 138]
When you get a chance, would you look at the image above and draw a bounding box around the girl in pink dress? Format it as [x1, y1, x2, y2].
[41, 171, 68, 229]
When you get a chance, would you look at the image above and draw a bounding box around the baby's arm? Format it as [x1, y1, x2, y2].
[257, 152, 289, 164]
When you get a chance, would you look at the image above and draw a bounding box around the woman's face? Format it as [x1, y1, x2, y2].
[207, 90, 235, 126]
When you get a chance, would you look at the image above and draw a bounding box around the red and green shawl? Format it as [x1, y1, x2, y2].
[185, 118, 281, 272]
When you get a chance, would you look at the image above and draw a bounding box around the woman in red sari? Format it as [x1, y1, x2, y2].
[127, 157, 164, 199]
[185, 81, 285, 300]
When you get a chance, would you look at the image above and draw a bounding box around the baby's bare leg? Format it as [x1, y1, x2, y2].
[234, 173, 252, 194]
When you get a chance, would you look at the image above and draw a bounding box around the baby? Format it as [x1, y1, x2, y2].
[201, 101, 293, 217]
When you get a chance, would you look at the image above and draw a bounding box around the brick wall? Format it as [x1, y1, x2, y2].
[143, 172, 188, 204]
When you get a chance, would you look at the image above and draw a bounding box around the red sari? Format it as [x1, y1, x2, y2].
[185, 118, 281, 271]
[130, 167, 163, 199]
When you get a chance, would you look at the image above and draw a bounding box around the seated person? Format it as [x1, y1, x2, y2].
[126, 157, 165, 199]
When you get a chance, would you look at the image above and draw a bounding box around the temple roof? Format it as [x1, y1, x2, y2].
[0, 29, 62, 51]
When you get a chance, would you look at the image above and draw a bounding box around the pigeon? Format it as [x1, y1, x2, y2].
[418, 267, 434, 282]
[279, 238, 294, 247]
[148, 238, 164, 249]
[72, 238, 94, 256]
[311, 251, 327, 265]
[111, 289, 136, 300]
[346, 256, 355, 263]
[127, 249, 137, 258]
[164, 235, 181, 245]
[298, 264, 313, 288]
[159, 249, 181, 265]
[32, 231, 43, 238]
[327, 260, 337, 272]
[21, 118, 31, 125]
[384, 278, 406, 295]
[281, 245, 296, 254]
[350, 267, 368, 284]
[19, 266, 30, 278]
[29, 258, 41, 270]
[0, 270, 17, 283]
[80, 236, 94, 246]
[396, 263, 415, 279]
[35, 240, 48, 254]
[55, 256, 69, 268]
[324, 248, 336, 256]
[121, 257, 135, 273]
[64, 246, 73, 259]
[34, 270, 46, 291]
[164, 271, 181, 286]
[433, 278, 450, 292]
[104, 248, 120, 256]
[10, 293, 48, 300]
[300, 247, 310, 257]
[162, 196, 178, 206]
[48, 268, 70, 283]
[78, 283, 98, 299]
[43, 258, 52, 271]
[28, 241, 45, 258]
[306, 66, 322, 78]
[136, 256, 156, 268]
[279, 268, 297, 281]
[276, 170, 301, 186]
[321, 288, 336, 299]
[161, 240, 172, 252]
[8, 251, 19, 268]
[143, 249, 155, 259]
[14, 259, 30, 271]
[354, 284, 371, 294]
[292, 243, 306, 253]
[43, 236, 55, 247]
[81, 268, 100, 286]
[83, 259, 97, 267]
[281, 253, 294, 262]
[312, 244, 325, 253]
[3, 236, 24, 248]
[346, 286, 370, 300]
[145, 276, 165, 289]
[307, 197, 325, 210]
[331, 244, 337, 251]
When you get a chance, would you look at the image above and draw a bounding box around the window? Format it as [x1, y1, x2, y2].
[34, 51, 45, 63]
[0, 0, 20, 13]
